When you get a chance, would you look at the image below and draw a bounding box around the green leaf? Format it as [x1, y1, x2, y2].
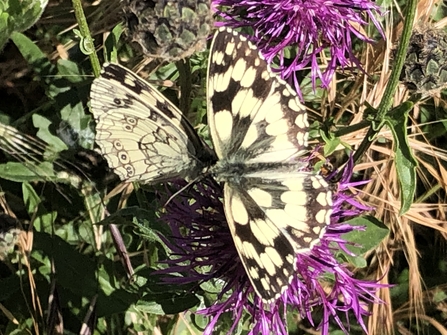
[344, 216, 389, 253]
[0, 0, 48, 50]
[32, 114, 68, 153]
[136, 292, 200, 315]
[0, 161, 56, 182]
[59, 100, 86, 140]
[323, 136, 341, 156]
[33, 232, 137, 316]
[384, 102, 418, 215]
[22, 182, 58, 232]
[22, 182, 42, 215]
[318, 129, 338, 155]
[99, 206, 172, 238]
[9, 0, 48, 32]
[10, 31, 52, 74]
[0, 12, 12, 51]
[104, 23, 124, 63]
[57, 59, 84, 84]
[135, 300, 166, 315]
[340, 216, 389, 267]
[53, 59, 94, 149]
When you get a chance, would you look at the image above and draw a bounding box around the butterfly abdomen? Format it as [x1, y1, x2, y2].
[211, 159, 309, 182]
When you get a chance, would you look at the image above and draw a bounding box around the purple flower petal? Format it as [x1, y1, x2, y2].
[212, 0, 383, 93]
[158, 157, 385, 334]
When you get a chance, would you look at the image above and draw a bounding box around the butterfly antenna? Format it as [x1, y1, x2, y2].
[163, 176, 202, 207]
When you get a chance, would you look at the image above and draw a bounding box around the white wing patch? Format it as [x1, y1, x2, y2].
[208, 28, 333, 303]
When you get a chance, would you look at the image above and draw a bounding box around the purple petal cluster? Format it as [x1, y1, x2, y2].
[158, 158, 384, 334]
[212, 0, 383, 91]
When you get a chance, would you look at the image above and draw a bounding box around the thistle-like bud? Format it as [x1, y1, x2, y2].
[400, 25, 447, 94]
[123, 0, 213, 61]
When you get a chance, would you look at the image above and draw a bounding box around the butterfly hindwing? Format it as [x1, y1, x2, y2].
[222, 170, 332, 302]
[90, 63, 214, 183]
[223, 182, 297, 300]
[208, 28, 332, 302]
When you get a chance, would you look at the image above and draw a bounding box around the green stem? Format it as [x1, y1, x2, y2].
[334, 120, 370, 137]
[72, 0, 101, 77]
[351, 0, 417, 165]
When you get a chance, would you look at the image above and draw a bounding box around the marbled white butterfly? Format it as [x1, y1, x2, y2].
[90, 27, 333, 303]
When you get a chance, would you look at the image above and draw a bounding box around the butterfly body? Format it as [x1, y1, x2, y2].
[90, 27, 332, 303]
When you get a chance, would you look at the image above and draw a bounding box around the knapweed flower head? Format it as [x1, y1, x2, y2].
[212, 0, 383, 92]
[158, 156, 385, 334]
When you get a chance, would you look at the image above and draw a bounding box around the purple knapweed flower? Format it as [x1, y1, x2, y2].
[158, 157, 385, 334]
[212, 0, 383, 92]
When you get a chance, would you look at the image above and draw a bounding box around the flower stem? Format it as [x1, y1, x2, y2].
[72, 0, 101, 77]
[351, 0, 417, 166]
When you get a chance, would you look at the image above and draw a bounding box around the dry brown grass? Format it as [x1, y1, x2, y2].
[322, 0, 447, 333]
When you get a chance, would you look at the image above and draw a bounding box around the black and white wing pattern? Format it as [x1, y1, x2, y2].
[90, 27, 333, 304]
[208, 28, 333, 303]
[90, 63, 215, 184]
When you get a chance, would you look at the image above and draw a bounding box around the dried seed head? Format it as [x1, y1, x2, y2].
[123, 0, 213, 61]
[400, 25, 447, 94]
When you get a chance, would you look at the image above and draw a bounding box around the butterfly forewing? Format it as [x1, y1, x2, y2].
[90, 63, 214, 183]
[208, 28, 332, 303]
[207, 30, 309, 163]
